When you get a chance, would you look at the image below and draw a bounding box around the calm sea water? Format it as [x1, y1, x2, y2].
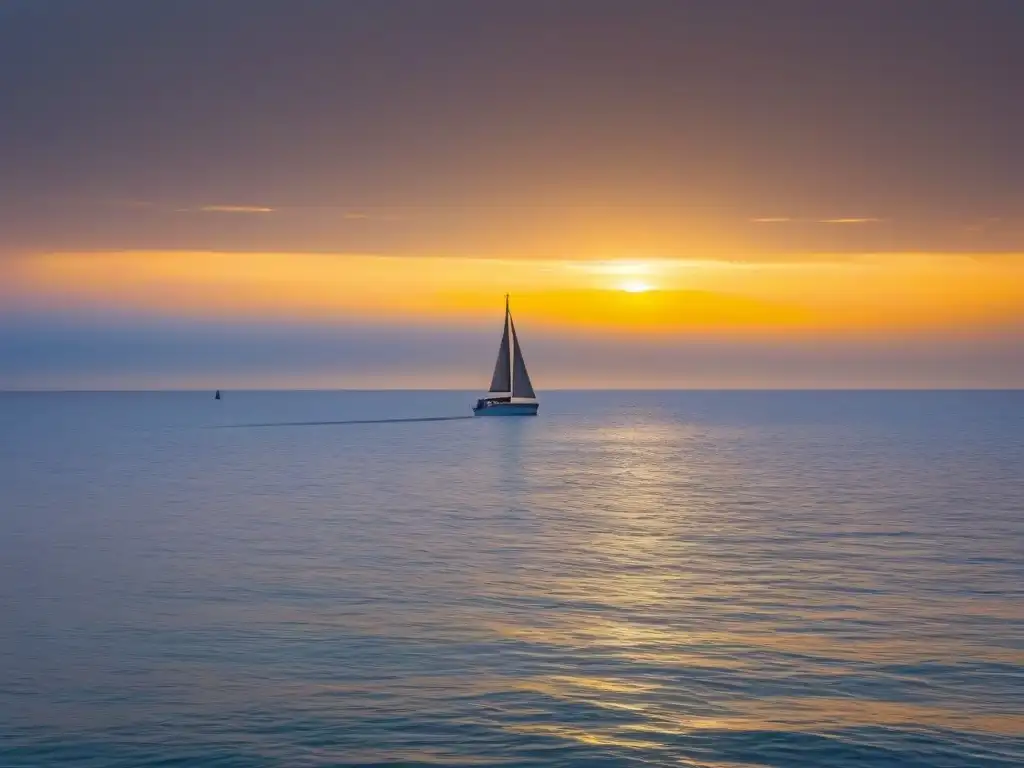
[1, 390, 1021, 767]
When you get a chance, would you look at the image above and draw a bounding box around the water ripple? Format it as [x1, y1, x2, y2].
[1, 391, 1021, 766]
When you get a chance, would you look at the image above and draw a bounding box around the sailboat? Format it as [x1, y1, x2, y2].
[473, 295, 539, 416]
[215, 390, 221, 400]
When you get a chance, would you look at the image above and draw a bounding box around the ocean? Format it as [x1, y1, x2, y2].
[1, 390, 1021, 767]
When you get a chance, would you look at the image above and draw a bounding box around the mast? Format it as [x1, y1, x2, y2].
[506, 294, 512, 396]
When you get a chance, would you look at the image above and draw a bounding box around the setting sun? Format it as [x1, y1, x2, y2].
[620, 279, 654, 293]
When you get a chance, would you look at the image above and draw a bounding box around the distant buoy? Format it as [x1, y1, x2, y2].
[215, 390, 221, 400]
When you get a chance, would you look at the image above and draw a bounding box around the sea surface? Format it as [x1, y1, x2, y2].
[1, 390, 1021, 768]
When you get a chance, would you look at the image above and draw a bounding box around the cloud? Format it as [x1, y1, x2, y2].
[819, 217, 884, 224]
[341, 209, 406, 222]
[109, 200, 275, 214]
[750, 217, 884, 224]
[196, 205, 275, 214]
[109, 199, 158, 210]
[3, 311, 1021, 390]
[965, 217, 1003, 233]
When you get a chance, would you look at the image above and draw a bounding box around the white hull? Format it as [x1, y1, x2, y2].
[472, 402, 538, 417]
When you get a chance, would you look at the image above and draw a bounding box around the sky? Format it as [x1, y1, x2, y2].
[1, 0, 1022, 389]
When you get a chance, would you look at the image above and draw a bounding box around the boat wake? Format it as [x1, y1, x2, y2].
[216, 415, 474, 429]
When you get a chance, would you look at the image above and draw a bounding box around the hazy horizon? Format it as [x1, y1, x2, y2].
[3, 386, 1020, 393]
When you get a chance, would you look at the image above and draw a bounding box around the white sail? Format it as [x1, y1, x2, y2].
[488, 306, 511, 393]
[510, 317, 535, 399]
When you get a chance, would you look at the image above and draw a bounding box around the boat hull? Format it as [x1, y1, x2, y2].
[472, 402, 539, 417]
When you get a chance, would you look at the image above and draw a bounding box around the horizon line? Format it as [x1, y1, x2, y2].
[1, 387, 1020, 394]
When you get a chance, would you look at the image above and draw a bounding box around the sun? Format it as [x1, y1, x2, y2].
[620, 279, 653, 293]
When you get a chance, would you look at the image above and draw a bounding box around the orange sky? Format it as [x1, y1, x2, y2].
[6, 249, 1023, 339]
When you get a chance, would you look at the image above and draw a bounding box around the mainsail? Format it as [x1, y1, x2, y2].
[510, 319, 535, 399]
